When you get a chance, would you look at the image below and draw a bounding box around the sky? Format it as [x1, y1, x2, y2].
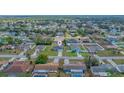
[0, 0, 124, 15]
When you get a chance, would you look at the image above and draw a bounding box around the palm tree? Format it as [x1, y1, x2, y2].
[57, 61, 64, 77]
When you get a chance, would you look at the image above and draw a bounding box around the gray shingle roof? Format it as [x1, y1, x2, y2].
[91, 64, 118, 73]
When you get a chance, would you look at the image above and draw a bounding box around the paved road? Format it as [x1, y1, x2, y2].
[94, 55, 105, 64]
[99, 56, 124, 60]
[107, 59, 122, 72]
[31, 49, 38, 58]
[94, 54, 123, 72]
[49, 56, 84, 60]
[7, 44, 33, 62]
[0, 55, 25, 58]
[18, 57, 27, 61]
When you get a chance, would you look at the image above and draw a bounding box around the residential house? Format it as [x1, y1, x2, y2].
[52, 45, 63, 51]
[117, 65, 124, 73]
[91, 64, 118, 77]
[32, 63, 59, 77]
[63, 62, 86, 77]
[3, 61, 33, 76]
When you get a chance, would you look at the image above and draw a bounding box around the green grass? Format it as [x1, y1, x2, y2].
[16, 73, 32, 77]
[97, 50, 124, 56]
[26, 47, 36, 55]
[80, 52, 90, 57]
[66, 52, 77, 57]
[65, 32, 72, 38]
[108, 72, 124, 77]
[41, 45, 57, 56]
[0, 72, 8, 77]
[48, 73, 58, 77]
[113, 59, 124, 64]
[79, 45, 86, 50]
[69, 59, 84, 62]
[63, 45, 88, 57]
[0, 58, 10, 61]
[0, 49, 21, 55]
[63, 46, 77, 57]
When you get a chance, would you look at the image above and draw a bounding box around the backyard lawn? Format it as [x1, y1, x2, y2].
[25, 46, 36, 55]
[113, 59, 124, 64]
[63, 46, 77, 57]
[80, 52, 90, 57]
[65, 32, 72, 38]
[65, 51, 77, 57]
[0, 58, 10, 61]
[80, 45, 86, 50]
[0, 49, 21, 55]
[41, 45, 58, 56]
[97, 50, 124, 56]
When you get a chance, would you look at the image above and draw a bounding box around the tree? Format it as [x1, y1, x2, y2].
[77, 28, 86, 36]
[5, 36, 13, 44]
[63, 39, 66, 46]
[35, 53, 48, 64]
[84, 56, 91, 69]
[57, 61, 64, 77]
[34, 36, 52, 45]
[15, 39, 22, 44]
[26, 53, 31, 60]
[122, 37, 124, 41]
[85, 56, 99, 69]
[91, 58, 99, 66]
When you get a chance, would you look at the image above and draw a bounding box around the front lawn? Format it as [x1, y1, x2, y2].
[0, 72, 8, 77]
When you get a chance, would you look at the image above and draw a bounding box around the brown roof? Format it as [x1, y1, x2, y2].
[0, 61, 9, 65]
[4, 61, 30, 73]
[63, 62, 86, 69]
[34, 63, 59, 70]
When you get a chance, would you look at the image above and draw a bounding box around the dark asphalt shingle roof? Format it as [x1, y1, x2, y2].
[91, 64, 118, 73]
